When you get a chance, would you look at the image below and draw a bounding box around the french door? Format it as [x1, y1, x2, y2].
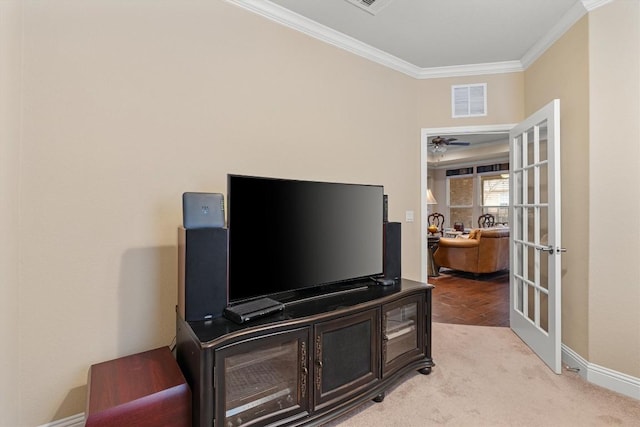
[509, 99, 563, 373]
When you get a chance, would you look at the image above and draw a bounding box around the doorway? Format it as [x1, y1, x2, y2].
[420, 124, 515, 282]
[421, 124, 514, 328]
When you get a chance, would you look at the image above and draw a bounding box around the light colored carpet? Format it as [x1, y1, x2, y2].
[325, 323, 640, 426]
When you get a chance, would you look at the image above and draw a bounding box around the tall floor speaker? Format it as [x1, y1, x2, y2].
[178, 227, 227, 321]
[383, 222, 401, 281]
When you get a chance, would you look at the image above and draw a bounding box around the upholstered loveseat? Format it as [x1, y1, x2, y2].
[433, 228, 509, 274]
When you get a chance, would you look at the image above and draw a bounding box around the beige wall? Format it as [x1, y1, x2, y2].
[525, 1, 640, 379]
[524, 15, 591, 360]
[7, 1, 422, 424]
[588, 0, 640, 377]
[417, 73, 524, 128]
[419, 72, 523, 247]
[0, 2, 22, 426]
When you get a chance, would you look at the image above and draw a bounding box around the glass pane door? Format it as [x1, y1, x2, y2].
[382, 294, 425, 377]
[217, 328, 309, 427]
[509, 99, 562, 374]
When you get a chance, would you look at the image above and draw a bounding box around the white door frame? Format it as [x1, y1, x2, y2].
[420, 124, 516, 282]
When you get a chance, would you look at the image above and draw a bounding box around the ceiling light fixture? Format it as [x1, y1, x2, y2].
[429, 144, 447, 153]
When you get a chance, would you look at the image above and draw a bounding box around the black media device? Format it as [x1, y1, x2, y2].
[182, 192, 225, 229]
[223, 297, 285, 324]
[227, 174, 385, 304]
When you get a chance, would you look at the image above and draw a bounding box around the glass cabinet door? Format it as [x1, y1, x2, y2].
[215, 328, 310, 427]
[382, 295, 425, 377]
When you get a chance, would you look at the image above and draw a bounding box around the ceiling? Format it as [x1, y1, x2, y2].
[230, 0, 609, 77]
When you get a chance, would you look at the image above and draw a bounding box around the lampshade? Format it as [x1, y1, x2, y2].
[427, 189, 437, 205]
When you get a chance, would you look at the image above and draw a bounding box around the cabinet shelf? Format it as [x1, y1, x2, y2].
[226, 387, 293, 418]
[386, 323, 416, 340]
[226, 346, 292, 372]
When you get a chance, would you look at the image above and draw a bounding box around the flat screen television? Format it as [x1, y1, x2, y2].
[227, 174, 384, 303]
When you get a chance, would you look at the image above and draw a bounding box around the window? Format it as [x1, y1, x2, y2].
[447, 176, 474, 229]
[445, 163, 510, 230]
[481, 174, 509, 224]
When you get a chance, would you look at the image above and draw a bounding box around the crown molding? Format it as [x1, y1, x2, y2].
[512, 0, 613, 69]
[227, 0, 611, 79]
[581, 0, 615, 12]
[226, 0, 524, 78]
[520, 1, 588, 69]
[414, 61, 524, 79]
[225, 0, 424, 77]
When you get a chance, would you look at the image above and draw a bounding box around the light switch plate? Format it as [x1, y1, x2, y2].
[405, 210, 414, 222]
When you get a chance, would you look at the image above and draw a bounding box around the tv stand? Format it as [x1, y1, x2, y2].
[177, 279, 433, 427]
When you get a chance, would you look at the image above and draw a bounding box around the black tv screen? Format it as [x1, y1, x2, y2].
[227, 175, 384, 303]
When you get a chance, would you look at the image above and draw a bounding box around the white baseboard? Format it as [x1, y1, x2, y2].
[38, 413, 84, 427]
[562, 344, 640, 400]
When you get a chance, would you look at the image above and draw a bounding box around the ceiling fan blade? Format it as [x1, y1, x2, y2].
[448, 141, 470, 146]
[431, 136, 456, 145]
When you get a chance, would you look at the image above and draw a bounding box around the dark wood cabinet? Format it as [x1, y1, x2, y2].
[177, 279, 433, 427]
[85, 347, 191, 427]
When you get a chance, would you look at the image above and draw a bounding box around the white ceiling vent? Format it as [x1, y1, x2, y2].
[452, 83, 487, 118]
[344, 0, 395, 15]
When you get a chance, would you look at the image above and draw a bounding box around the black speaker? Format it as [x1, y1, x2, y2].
[383, 222, 401, 281]
[178, 227, 227, 321]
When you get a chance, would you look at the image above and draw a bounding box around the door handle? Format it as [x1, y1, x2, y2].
[536, 246, 554, 254]
[536, 246, 566, 254]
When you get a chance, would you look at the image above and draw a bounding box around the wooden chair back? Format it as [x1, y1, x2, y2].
[478, 213, 496, 228]
[428, 212, 445, 235]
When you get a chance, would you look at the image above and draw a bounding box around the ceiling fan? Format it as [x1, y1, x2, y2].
[428, 136, 471, 153]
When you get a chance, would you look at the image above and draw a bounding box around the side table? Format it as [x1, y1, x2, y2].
[427, 235, 440, 277]
[85, 346, 191, 427]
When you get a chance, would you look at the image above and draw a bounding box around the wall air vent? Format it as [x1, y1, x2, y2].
[452, 83, 487, 118]
[344, 0, 395, 15]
